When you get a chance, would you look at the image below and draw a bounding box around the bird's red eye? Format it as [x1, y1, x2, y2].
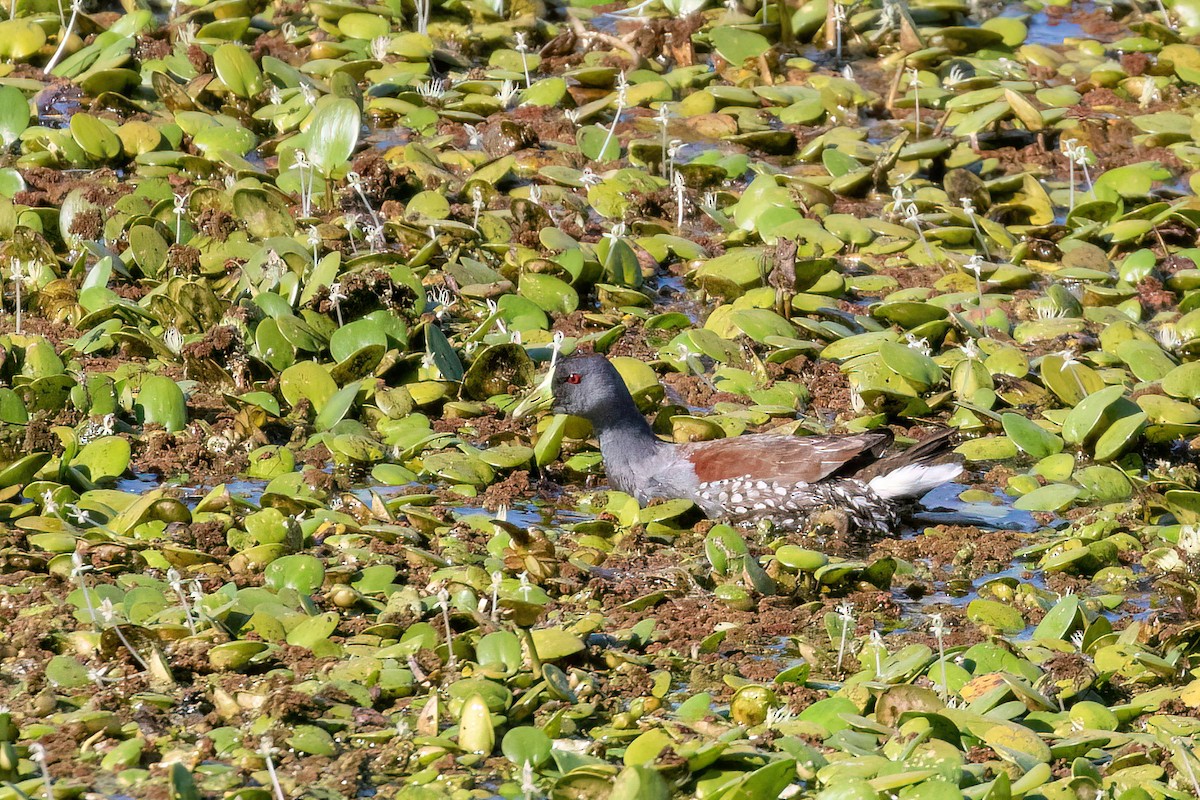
[566, 373, 582, 385]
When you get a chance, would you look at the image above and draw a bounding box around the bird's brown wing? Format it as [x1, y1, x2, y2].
[852, 428, 958, 483]
[679, 431, 894, 485]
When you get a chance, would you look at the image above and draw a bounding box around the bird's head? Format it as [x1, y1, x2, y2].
[511, 353, 633, 424]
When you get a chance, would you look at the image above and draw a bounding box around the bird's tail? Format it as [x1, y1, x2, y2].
[868, 461, 962, 500]
[861, 429, 962, 500]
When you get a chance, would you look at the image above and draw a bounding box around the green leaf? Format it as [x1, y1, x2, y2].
[577, 124, 620, 162]
[0, 85, 30, 147]
[710, 27, 771, 64]
[135, 375, 187, 432]
[1001, 413, 1063, 459]
[306, 98, 361, 178]
[213, 43, 264, 99]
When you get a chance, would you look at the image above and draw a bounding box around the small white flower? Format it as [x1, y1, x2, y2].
[1157, 324, 1183, 351]
[498, 79, 520, 108]
[603, 222, 626, 248]
[614, 72, 629, 107]
[328, 282, 347, 305]
[68, 505, 93, 527]
[70, 551, 91, 576]
[1056, 349, 1081, 368]
[1180, 525, 1200, 555]
[765, 705, 797, 728]
[366, 223, 387, 252]
[463, 123, 484, 149]
[1140, 79, 1160, 108]
[371, 35, 390, 61]
[904, 332, 931, 355]
[655, 103, 671, 128]
[519, 760, 538, 798]
[1033, 299, 1065, 320]
[418, 78, 448, 102]
[164, 326, 183, 354]
[98, 597, 117, 623]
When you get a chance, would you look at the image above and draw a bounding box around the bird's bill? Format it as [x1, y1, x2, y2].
[511, 371, 555, 419]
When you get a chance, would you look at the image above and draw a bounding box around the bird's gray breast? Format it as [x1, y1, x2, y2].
[617, 450, 704, 507]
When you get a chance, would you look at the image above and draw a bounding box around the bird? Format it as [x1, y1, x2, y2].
[512, 353, 963, 534]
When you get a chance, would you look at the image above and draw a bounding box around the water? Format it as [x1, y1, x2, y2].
[916, 482, 1044, 532]
[1021, 12, 1090, 45]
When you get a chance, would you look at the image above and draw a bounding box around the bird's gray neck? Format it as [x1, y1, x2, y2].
[592, 412, 666, 498]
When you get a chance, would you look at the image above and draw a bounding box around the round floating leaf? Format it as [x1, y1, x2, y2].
[1001, 413, 1062, 459]
[879, 341, 943, 390]
[0, 19, 46, 61]
[577, 124, 620, 162]
[1032, 594, 1081, 641]
[502, 727, 552, 768]
[462, 343, 535, 401]
[129, 225, 169, 278]
[981, 723, 1052, 766]
[71, 114, 122, 161]
[265, 554, 325, 594]
[315, 381, 361, 431]
[966, 599, 1026, 634]
[213, 43, 265, 99]
[307, 98, 361, 178]
[73, 436, 131, 482]
[288, 724, 336, 756]
[0, 85, 30, 147]
[1040, 353, 1103, 406]
[135, 375, 187, 432]
[208, 640, 270, 671]
[1013, 483, 1079, 512]
[529, 628, 585, 661]
[519, 273, 578, 315]
[46, 655, 91, 689]
[280, 361, 337, 412]
[710, 27, 771, 65]
[1074, 465, 1132, 502]
[329, 319, 387, 364]
[286, 611, 339, 649]
[1163, 362, 1200, 400]
[1061, 385, 1125, 446]
[1093, 410, 1147, 462]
